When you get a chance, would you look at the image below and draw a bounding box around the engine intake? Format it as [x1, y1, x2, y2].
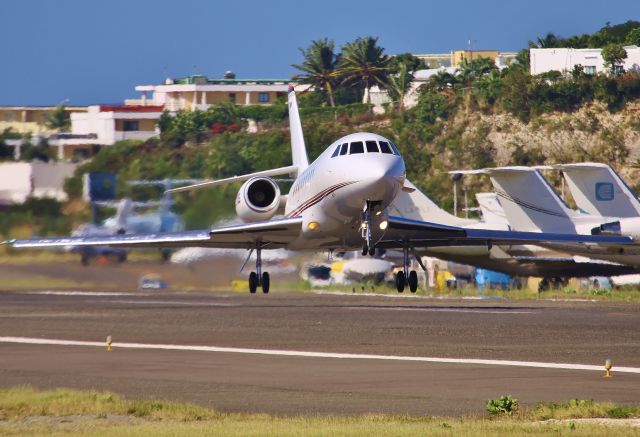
[236, 177, 281, 222]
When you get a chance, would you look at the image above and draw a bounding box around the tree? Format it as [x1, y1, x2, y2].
[292, 38, 340, 107]
[591, 20, 640, 47]
[601, 43, 628, 75]
[45, 105, 71, 131]
[339, 36, 391, 106]
[424, 70, 458, 93]
[530, 32, 561, 48]
[386, 63, 413, 112]
[389, 53, 424, 73]
[625, 27, 640, 46]
[458, 58, 497, 85]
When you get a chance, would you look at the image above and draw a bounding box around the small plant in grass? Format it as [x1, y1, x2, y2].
[606, 406, 636, 418]
[590, 288, 611, 296]
[486, 395, 519, 416]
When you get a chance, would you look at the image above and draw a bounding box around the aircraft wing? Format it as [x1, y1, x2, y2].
[166, 165, 299, 194]
[378, 216, 634, 248]
[8, 217, 303, 250]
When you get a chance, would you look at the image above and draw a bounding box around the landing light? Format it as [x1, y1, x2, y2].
[308, 221, 319, 231]
[379, 220, 388, 230]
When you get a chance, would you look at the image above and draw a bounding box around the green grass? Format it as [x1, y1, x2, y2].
[1, 387, 639, 436]
[0, 276, 92, 290]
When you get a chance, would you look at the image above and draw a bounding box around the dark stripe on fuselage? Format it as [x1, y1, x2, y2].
[287, 182, 356, 218]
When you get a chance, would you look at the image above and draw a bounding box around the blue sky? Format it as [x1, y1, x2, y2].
[0, 0, 637, 105]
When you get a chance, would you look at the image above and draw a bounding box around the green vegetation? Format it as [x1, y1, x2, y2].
[45, 105, 71, 131]
[1, 387, 639, 437]
[487, 395, 519, 416]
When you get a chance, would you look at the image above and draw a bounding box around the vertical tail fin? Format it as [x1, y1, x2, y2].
[557, 163, 640, 218]
[287, 86, 309, 176]
[486, 167, 575, 233]
[475, 192, 510, 227]
[388, 180, 476, 226]
[114, 198, 133, 231]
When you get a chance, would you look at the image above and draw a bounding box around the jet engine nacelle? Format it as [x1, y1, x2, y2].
[619, 217, 640, 240]
[235, 177, 281, 222]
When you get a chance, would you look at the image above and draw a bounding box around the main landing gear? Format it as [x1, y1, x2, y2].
[248, 244, 270, 294]
[361, 201, 379, 256]
[395, 244, 418, 293]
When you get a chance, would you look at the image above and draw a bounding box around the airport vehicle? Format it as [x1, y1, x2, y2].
[6, 88, 634, 294]
[138, 274, 167, 289]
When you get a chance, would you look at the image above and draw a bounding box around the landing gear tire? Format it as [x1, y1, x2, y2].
[161, 249, 172, 262]
[117, 252, 127, 263]
[81, 254, 89, 266]
[362, 244, 368, 256]
[261, 272, 270, 294]
[368, 244, 375, 257]
[408, 270, 418, 293]
[538, 278, 550, 292]
[395, 271, 405, 293]
[249, 272, 258, 294]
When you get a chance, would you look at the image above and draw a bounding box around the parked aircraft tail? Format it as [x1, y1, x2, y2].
[555, 163, 640, 218]
[451, 167, 576, 233]
[475, 192, 510, 227]
[388, 179, 476, 226]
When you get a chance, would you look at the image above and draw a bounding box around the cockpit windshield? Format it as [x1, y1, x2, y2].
[330, 139, 398, 157]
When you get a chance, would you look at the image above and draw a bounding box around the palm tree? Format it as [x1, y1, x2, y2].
[386, 63, 413, 112]
[338, 37, 391, 106]
[530, 32, 561, 48]
[292, 38, 340, 107]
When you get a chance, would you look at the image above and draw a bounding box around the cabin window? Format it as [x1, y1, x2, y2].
[349, 141, 364, 154]
[331, 145, 341, 157]
[339, 143, 348, 155]
[389, 141, 401, 155]
[366, 140, 379, 153]
[379, 141, 393, 154]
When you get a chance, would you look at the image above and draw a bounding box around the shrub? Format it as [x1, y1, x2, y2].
[487, 395, 519, 416]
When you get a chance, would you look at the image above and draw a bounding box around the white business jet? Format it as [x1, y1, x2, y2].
[6, 88, 633, 293]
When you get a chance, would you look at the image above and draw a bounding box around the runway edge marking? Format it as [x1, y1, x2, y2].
[1, 336, 639, 374]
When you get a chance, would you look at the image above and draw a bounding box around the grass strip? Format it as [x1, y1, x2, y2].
[1, 387, 639, 436]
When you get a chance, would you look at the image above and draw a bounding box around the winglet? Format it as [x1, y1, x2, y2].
[287, 87, 309, 176]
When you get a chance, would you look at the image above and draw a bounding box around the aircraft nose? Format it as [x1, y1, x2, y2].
[360, 156, 405, 200]
[368, 156, 405, 183]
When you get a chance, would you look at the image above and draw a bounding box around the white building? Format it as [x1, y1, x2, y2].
[130, 76, 308, 112]
[0, 161, 77, 205]
[70, 105, 163, 145]
[530, 46, 640, 75]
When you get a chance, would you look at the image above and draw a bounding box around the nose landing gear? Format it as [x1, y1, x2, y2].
[248, 244, 270, 294]
[361, 201, 381, 257]
[395, 244, 418, 293]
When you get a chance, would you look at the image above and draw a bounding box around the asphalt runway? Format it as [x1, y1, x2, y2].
[1, 290, 639, 416]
